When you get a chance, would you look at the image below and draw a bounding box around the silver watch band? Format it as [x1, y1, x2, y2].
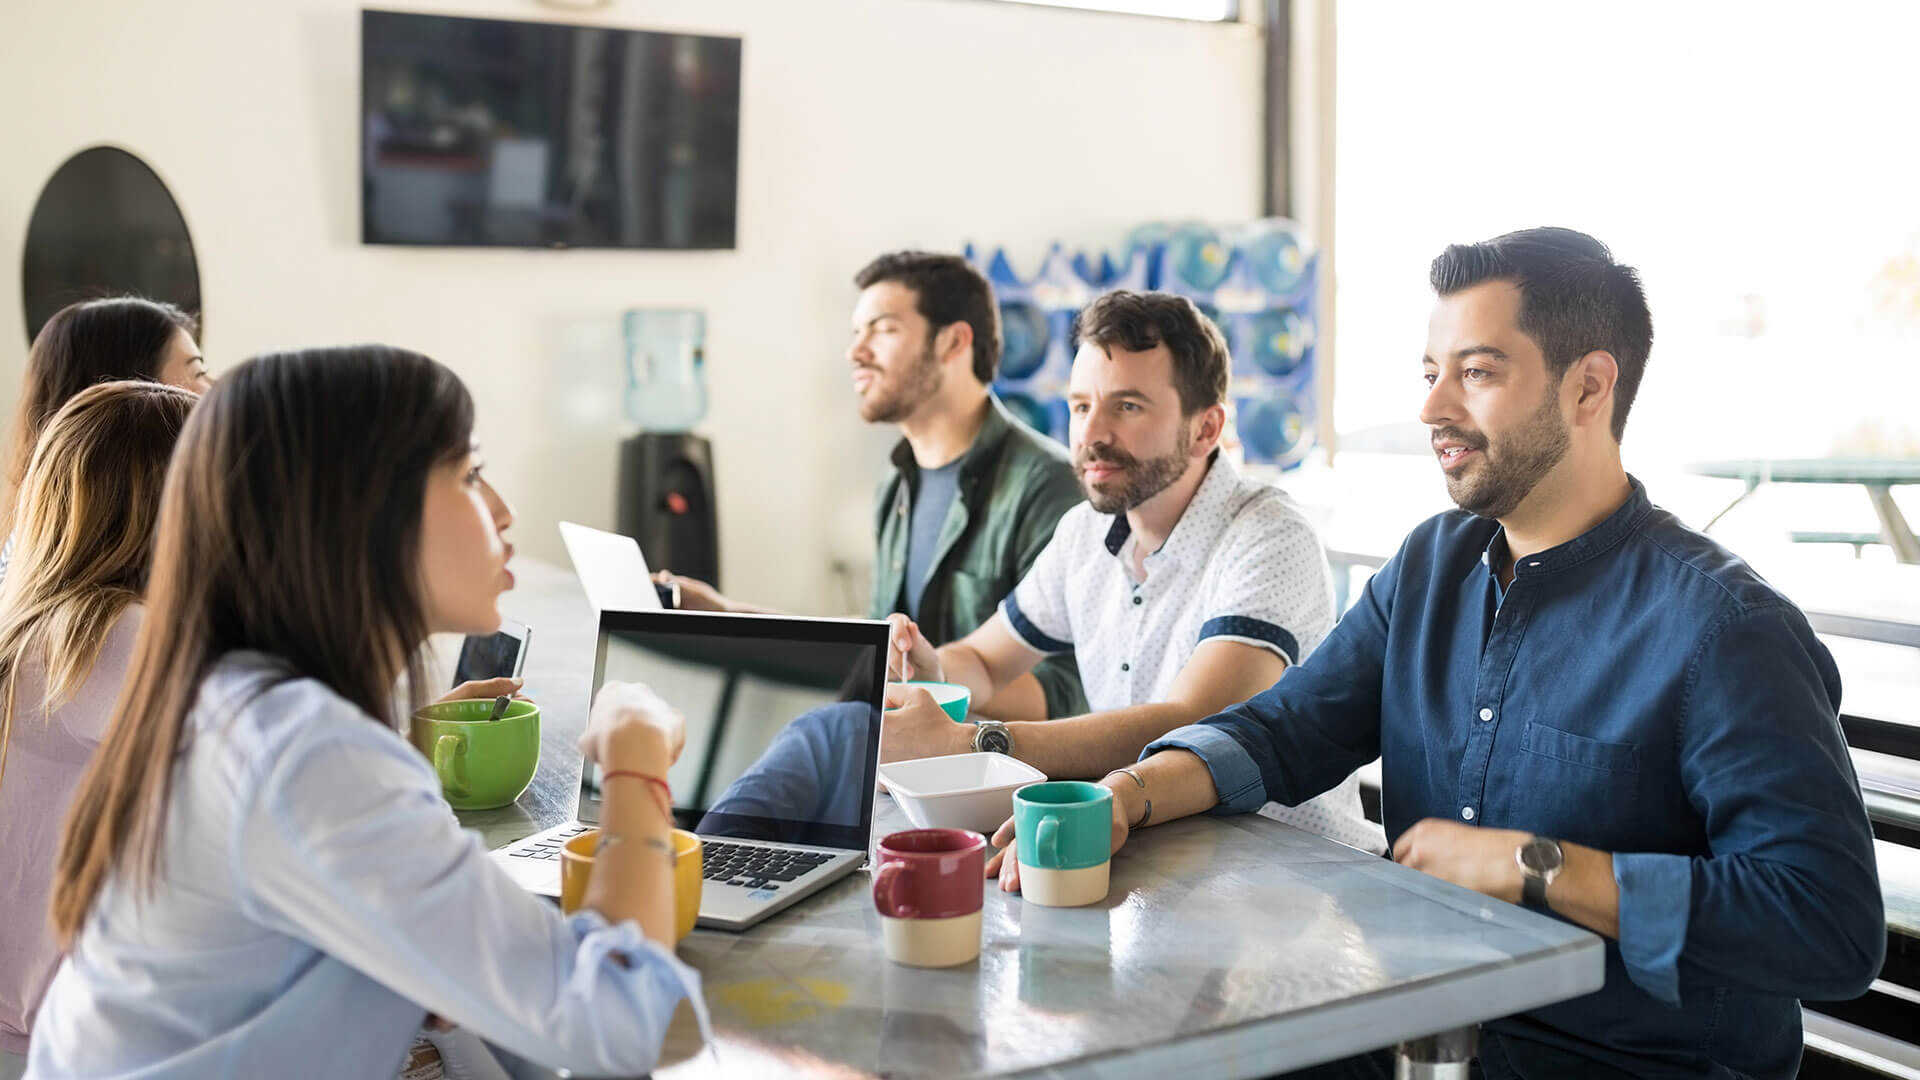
[972, 720, 1012, 754]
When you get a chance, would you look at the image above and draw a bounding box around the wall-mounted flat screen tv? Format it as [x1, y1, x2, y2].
[361, 10, 741, 249]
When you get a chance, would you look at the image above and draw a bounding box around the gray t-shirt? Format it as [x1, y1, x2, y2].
[902, 459, 963, 620]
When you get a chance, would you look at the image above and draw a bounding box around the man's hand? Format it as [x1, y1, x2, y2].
[885, 613, 944, 683]
[654, 570, 728, 612]
[880, 685, 971, 763]
[982, 776, 1134, 892]
[1391, 819, 1529, 904]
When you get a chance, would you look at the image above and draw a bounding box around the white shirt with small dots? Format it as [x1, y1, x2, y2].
[1000, 454, 1384, 853]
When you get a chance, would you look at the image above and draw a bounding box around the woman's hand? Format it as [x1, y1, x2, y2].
[578, 681, 685, 775]
[435, 677, 526, 705]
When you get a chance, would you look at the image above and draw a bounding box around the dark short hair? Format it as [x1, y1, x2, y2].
[1074, 290, 1229, 415]
[1429, 227, 1653, 441]
[854, 252, 1000, 384]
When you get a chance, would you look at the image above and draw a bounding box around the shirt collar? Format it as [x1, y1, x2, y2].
[1102, 450, 1236, 562]
[888, 392, 1016, 478]
[1483, 474, 1653, 581]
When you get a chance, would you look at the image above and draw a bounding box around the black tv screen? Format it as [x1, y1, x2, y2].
[361, 10, 741, 249]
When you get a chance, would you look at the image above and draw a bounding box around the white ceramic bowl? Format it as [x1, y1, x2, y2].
[878, 752, 1048, 835]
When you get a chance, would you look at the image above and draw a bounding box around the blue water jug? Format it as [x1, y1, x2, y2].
[623, 309, 708, 432]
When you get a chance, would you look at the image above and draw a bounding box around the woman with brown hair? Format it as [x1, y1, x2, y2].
[26, 347, 704, 1080]
[0, 380, 197, 1073]
[0, 297, 211, 586]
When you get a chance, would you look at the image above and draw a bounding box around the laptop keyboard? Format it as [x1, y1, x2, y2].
[508, 829, 833, 894]
[506, 824, 590, 860]
[701, 841, 833, 892]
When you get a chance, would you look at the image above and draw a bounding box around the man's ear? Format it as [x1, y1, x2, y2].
[1571, 349, 1619, 435]
[1192, 402, 1228, 456]
[937, 321, 975, 372]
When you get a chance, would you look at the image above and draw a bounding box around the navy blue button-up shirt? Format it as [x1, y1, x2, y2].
[1151, 479, 1883, 1078]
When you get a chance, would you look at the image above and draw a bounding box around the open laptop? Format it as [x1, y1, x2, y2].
[491, 609, 888, 931]
[557, 520, 663, 613]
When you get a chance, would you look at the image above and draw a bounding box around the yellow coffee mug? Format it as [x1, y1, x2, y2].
[559, 827, 703, 942]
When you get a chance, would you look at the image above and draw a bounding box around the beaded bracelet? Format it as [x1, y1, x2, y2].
[594, 832, 676, 865]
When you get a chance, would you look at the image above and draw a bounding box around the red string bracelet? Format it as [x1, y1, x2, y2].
[601, 770, 673, 818]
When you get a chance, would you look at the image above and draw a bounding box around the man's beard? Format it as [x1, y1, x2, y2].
[1076, 432, 1192, 515]
[1439, 389, 1570, 519]
[857, 342, 943, 424]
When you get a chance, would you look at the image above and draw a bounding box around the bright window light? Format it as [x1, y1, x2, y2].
[1333, 0, 1920, 574]
[991, 0, 1238, 21]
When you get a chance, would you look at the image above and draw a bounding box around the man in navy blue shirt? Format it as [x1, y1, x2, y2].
[988, 228, 1884, 1077]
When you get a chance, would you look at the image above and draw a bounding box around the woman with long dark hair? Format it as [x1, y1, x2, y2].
[1, 297, 211, 585]
[29, 347, 703, 1079]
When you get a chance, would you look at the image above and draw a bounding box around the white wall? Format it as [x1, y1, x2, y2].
[0, 0, 1263, 612]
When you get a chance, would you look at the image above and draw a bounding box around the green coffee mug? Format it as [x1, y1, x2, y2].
[409, 699, 541, 810]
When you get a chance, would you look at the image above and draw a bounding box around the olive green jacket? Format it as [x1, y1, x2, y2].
[869, 394, 1088, 718]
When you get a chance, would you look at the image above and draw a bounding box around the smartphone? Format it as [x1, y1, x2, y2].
[452, 619, 531, 687]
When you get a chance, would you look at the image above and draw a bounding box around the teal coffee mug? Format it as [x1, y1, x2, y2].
[409, 699, 541, 810]
[1012, 780, 1113, 907]
[888, 680, 970, 723]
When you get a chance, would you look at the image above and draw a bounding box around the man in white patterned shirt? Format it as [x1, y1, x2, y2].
[884, 290, 1381, 853]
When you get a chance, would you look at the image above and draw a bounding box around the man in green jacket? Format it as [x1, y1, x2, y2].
[660, 252, 1087, 719]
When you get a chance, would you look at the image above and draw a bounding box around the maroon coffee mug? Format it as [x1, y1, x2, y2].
[872, 828, 987, 919]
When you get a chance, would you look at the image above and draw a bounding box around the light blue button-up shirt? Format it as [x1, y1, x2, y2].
[27, 652, 706, 1079]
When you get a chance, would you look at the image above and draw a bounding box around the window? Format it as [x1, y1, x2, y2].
[988, 0, 1238, 20]
[1333, 1, 1920, 549]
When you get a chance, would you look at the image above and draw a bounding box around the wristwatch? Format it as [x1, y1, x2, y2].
[1516, 835, 1564, 907]
[971, 720, 1012, 755]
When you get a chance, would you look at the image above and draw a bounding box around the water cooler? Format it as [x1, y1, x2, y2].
[615, 309, 720, 587]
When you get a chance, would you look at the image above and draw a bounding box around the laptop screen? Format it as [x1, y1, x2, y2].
[580, 610, 887, 851]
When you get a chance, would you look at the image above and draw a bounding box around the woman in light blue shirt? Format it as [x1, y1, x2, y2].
[28, 346, 705, 1079]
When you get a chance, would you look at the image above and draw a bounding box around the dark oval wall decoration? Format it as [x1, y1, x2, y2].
[21, 146, 202, 344]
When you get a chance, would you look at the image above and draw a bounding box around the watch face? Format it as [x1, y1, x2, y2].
[979, 728, 1011, 754]
[1519, 837, 1562, 874]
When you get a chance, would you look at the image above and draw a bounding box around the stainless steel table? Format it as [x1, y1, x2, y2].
[459, 560, 1605, 1079]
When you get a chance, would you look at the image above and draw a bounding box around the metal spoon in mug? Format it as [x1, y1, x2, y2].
[487, 694, 511, 722]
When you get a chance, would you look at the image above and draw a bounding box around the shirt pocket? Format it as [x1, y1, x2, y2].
[1519, 720, 1641, 775]
[941, 568, 1007, 627]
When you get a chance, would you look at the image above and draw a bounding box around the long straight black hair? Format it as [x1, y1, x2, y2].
[52, 346, 474, 942]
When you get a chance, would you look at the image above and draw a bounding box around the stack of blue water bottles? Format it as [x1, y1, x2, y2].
[970, 218, 1320, 469]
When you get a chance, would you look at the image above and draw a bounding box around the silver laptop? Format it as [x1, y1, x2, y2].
[492, 609, 887, 931]
[557, 520, 663, 613]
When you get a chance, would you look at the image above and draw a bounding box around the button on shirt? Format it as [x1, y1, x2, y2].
[28, 652, 709, 1079]
[1150, 478, 1883, 1078]
[1002, 454, 1382, 853]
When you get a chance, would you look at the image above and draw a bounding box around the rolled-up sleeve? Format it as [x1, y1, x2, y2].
[1146, 723, 1268, 814]
[1015, 465, 1092, 718]
[235, 716, 709, 1077]
[1614, 606, 1882, 1004]
[1000, 524, 1076, 656]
